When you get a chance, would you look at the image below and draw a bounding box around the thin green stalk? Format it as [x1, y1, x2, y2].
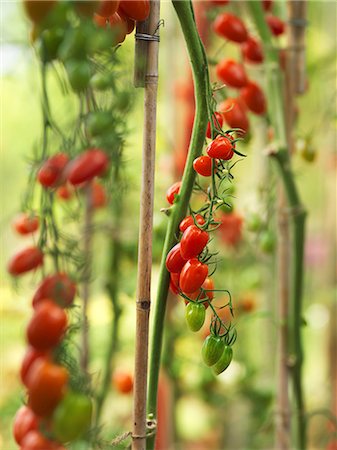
[146, 2, 210, 448]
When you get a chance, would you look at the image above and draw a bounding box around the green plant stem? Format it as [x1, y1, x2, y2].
[146, 2, 210, 448]
[248, 2, 307, 449]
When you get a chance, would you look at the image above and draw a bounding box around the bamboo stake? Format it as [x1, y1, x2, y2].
[132, 1, 160, 449]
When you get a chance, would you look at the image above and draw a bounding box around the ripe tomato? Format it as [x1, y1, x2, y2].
[212, 345, 233, 375]
[193, 155, 214, 177]
[108, 12, 128, 44]
[206, 136, 234, 160]
[216, 59, 248, 88]
[213, 13, 248, 43]
[219, 97, 250, 133]
[23, 0, 56, 24]
[185, 277, 214, 308]
[52, 391, 92, 442]
[180, 225, 209, 260]
[209, 0, 229, 5]
[12, 213, 39, 235]
[90, 181, 107, 208]
[27, 360, 69, 417]
[67, 149, 109, 186]
[165, 243, 186, 273]
[20, 347, 49, 387]
[73, 1, 99, 16]
[27, 300, 68, 350]
[56, 184, 73, 200]
[266, 15, 285, 36]
[37, 153, 69, 188]
[32, 273, 76, 309]
[7, 247, 43, 276]
[65, 60, 91, 92]
[13, 406, 39, 445]
[119, 0, 150, 21]
[117, 9, 135, 34]
[98, 0, 120, 18]
[262, 0, 273, 12]
[185, 302, 206, 332]
[206, 112, 223, 139]
[219, 212, 243, 246]
[113, 371, 133, 394]
[201, 335, 225, 366]
[241, 36, 264, 64]
[20, 430, 65, 449]
[240, 81, 266, 115]
[169, 273, 180, 295]
[179, 259, 208, 294]
[179, 214, 205, 233]
[166, 181, 181, 205]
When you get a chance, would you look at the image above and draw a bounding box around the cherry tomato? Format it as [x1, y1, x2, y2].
[98, 0, 120, 18]
[240, 81, 266, 115]
[259, 230, 275, 253]
[52, 391, 92, 442]
[219, 97, 250, 133]
[13, 406, 39, 445]
[12, 213, 39, 235]
[262, 0, 273, 12]
[32, 273, 76, 309]
[113, 371, 133, 394]
[185, 277, 214, 308]
[86, 111, 112, 137]
[219, 212, 243, 246]
[7, 247, 43, 276]
[165, 243, 186, 273]
[27, 360, 69, 417]
[27, 300, 68, 350]
[266, 15, 285, 36]
[206, 112, 223, 139]
[179, 258, 208, 294]
[180, 225, 209, 260]
[20, 430, 65, 449]
[65, 60, 91, 92]
[90, 181, 107, 208]
[169, 272, 180, 295]
[117, 9, 135, 34]
[38, 153, 69, 188]
[20, 347, 49, 387]
[39, 27, 64, 63]
[166, 181, 181, 205]
[185, 302, 206, 332]
[23, 1, 56, 24]
[216, 59, 248, 89]
[67, 149, 109, 186]
[241, 36, 264, 64]
[212, 345, 233, 375]
[213, 13, 248, 43]
[193, 155, 214, 177]
[108, 12, 128, 44]
[56, 184, 73, 200]
[206, 136, 234, 160]
[119, 0, 150, 21]
[201, 335, 225, 366]
[73, 1, 99, 16]
[179, 214, 205, 233]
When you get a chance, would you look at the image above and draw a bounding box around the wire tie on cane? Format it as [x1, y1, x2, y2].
[288, 18, 308, 27]
[135, 19, 164, 42]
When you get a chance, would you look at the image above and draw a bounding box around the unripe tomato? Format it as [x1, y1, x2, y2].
[185, 302, 206, 332]
[206, 136, 234, 160]
[180, 225, 209, 260]
[23, 0, 56, 24]
[52, 391, 92, 442]
[32, 273, 76, 309]
[27, 299, 67, 350]
[193, 155, 214, 177]
[7, 247, 43, 276]
[86, 111, 112, 137]
[90, 72, 114, 91]
[219, 97, 250, 133]
[119, 0, 150, 21]
[266, 15, 285, 36]
[67, 148, 109, 186]
[98, 0, 120, 18]
[206, 112, 223, 139]
[166, 181, 181, 205]
[213, 13, 248, 43]
[13, 406, 39, 445]
[37, 153, 69, 188]
[39, 27, 64, 63]
[240, 81, 266, 115]
[65, 60, 91, 92]
[12, 213, 39, 235]
[241, 36, 264, 64]
[165, 243, 186, 273]
[259, 230, 275, 253]
[20, 347, 49, 387]
[179, 214, 205, 233]
[212, 345, 233, 375]
[113, 371, 133, 394]
[179, 259, 208, 294]
[216, 59, 248, 88]
[27, 360, 69, 417]
[90, 181, 107, 208]
[201, 335, 225, 366]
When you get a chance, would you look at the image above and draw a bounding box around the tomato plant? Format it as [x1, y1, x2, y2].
[7, 247, 43, 276]
[67, 148, 109, 185]
[201, 334, 225, 366]
[212, 345, 233, 375]
[193, 155, 214, 177]
[32, 273, 76, 309]
[165, 243, 186, 273]
[213, 13, 248, 43]
[185, 302, 206, 332]
[12, 406, 39, 445]
[216, 59, 248, 89]
[180, 225, 209, 260]
[12, 213, 39, 235]
[206, 135, 234, 160]
[179, 258, 208, 294]
[37, 153, 69, 188]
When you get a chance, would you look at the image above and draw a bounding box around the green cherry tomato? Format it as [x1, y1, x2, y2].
[212, 345, 233, 375]
[185, 302, 206, 332]
[52, 391, 92, 442]
[246, 213, 262, 232]
[39, 28, 64, 63]
[201, 335, 225, 367]
[65, 60, 91, 92]
[58, 27, 88, 62]
[90, 72, 114, 91]
[259, 230, 275, 253]
[86, 111, 112, 137]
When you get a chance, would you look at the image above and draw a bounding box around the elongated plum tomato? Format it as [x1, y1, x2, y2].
[166, 181, 181, 205]
[7, 247, 43, 276]
[241, 36, 264, 64]
[20, 430, 65, 450]
[98, 0, 120, 18]
[216, 59, 248, 89]
[180, 225, 209, 260]
[113, 371, 134, 394]
[212, 345, 233, 375]
[108, 12, 128, 45]
[12, 213, 39, 235]
[206, 136, 234, 160]
[27, 360, 69, 417]
[20, 347, 49, 387]
[37, 153, 69, 188]
[23, 0, 56, 24]
[219, 97, 250, 133]
[27, 300, 67, 351]
[67, 149, 109, 186]
[206, 112, 223, 139]
[179, 259, 208, 294]
[165, 243, 186, 273]
[179, 214, 205, 233]
[193, 155, 214, 177]
[169, 272, 180, 295]
[13, 406, 39, 445]
[119, 0, 150, 21]
[90, 181, 107, 208]
[201, 335, 225, 366]
[185, 302, 206, 332]
[117, 9, 135, 34]
[213, 13, 248, 43]
[266, 15, 285, 36]
[32, 273, 76, 309]
[240, 81, 266, 115]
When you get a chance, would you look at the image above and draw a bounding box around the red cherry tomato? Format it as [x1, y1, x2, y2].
[206, 136, 234, 160]
[12, 213, 39, 235]
[169, 272, 180, 295]
[166, 181, 181, 205]
[180, 225, 209, 260]
[262, 0, 273, 12]
[67, 149, 109, 186]
[213, 13, 248, 43]
[13, 406, 39, 445]
[179, 259, 208, 294]
[165, 243, 186, 273]
[22, 0, 56, 24]
[32, 273, 76, 309]
[98, 0, 120, 18]
[108, 12, 128, 44]
[37, 154, 69, 188]
[179, 214, 205, 233]
[94, 13, 108, 27]
[56, 184, 73, 200]
[185, 277, 214, 308]
[7, 247, 43, 276]
[20, 430, 65, 450]
[219, 212, 243, 246]
[266, 15, 285, 36]
[193, 155, 214, 177]
[240, 81, 267, 115]
[119, 0, 150, 21]
[216, 59, 248, 88]
[27, 360, 69, 417]
[219, 97, 250, 133]
[113, 371, 133, 394]
[90, 181, 107, 208]
[20, 347, 49, 387]
[206, 112, 223, 139]
[27, 299, 68, 351]
[241, 36, 264, 64]
[117, 9, 135, 34]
